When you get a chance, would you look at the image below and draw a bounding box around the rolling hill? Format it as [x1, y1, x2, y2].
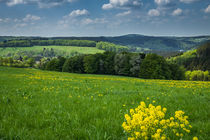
[1, 34, 209, 51]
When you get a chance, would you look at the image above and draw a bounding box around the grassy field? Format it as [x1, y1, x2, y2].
[0, 46, 104, 57]
[0, 66, 209, 140]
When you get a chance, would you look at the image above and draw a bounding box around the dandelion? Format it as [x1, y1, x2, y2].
[128, 137, 135, 140]
[24, 96, 28, 99]
[193, 136, 198, 140]
[163, 108, 167, 113]
[98, 94, 103, 97]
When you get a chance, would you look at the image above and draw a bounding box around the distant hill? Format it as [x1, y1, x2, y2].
[0, 34, 210, 51]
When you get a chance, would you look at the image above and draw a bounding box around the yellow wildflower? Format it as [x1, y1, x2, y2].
[193, 137, 198, 140]
[122, 101, 192, 140]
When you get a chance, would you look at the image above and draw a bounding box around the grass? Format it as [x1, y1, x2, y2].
[0, 66, 209, 140]
[0, 46, 104, 57]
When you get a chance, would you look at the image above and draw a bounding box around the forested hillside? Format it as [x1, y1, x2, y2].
[0, 41, 129, 58]
[168, 41, 210, 71]
[1, 34, 209, 51]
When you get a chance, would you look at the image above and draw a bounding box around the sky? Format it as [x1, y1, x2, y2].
[0, 0, 210, 37]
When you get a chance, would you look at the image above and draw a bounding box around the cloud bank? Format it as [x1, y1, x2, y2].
[102, 0, 142, 10]
[5, 0, 75, 8]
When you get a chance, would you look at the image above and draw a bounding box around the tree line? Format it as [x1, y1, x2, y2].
[0, 40, 129, 52]
[1, 51, 209, 81]
[96, 42, 129, 52]
[1, 41, 209, 81]
[39, 52, 185, 80]
[0, 39, 96, 48]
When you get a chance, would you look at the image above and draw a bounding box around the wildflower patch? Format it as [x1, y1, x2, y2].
[122, 101, 195, 140]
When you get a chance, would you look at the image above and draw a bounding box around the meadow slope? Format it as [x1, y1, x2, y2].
[0, 67, 209, 139]
[0, 46, 104, 57]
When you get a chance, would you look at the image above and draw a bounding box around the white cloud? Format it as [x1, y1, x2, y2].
[0, 14, 41, 30]
[14, 18, 21, 22]
[116, 10, 131, 16]
[6, 0, 25, 6]
[37, 2, 61, 8]
[154, 0, 171, 5]
[0, 18, 11, 23]
[15, 23, 27, 27]
[179, 0, 199, 4]
[204, 5, 210, 13]
[5, 0, 75, 8]
[102, 0, 142, 10]
[69, 9, 89, 17]
[58, 9, 90, 28]
[148, 9, 160, 16]
[81, 18, 107, 25]
[58, 9, 108, 28]
[102, 3, 113, 10]
[154, 0, 174, 12]
[172, 8, 182, 16]
[82, 18, 93, 25]
[153, 0, 177, 16]
[23, 14, 41, 22]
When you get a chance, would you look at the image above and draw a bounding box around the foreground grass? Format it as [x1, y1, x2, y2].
[0, 46, 104, 57]
[0, 66, 209, 140]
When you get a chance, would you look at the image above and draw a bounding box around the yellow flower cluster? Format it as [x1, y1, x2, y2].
[122, 101, 193, 140]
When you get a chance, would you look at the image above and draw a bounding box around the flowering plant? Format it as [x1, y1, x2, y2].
[122, 101, 193, 140]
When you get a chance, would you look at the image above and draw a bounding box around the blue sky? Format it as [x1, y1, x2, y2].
[0, 0, 210, 37]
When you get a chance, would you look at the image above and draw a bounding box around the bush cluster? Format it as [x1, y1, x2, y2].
[139, 54, 185, 80]
[185, 70, 209, 81]
[0, 57, 35, 68]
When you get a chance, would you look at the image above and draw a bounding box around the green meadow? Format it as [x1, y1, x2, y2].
[0, 66, 209, 139]
[0, 46, 104, 57]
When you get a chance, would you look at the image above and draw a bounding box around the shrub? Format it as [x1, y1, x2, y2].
[45, 58, 59, 71]
[185, 70, 209, 81]
[57, 56, 66, 72]
[26, 58, 35, 67]
[39, 57, 50, 70]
